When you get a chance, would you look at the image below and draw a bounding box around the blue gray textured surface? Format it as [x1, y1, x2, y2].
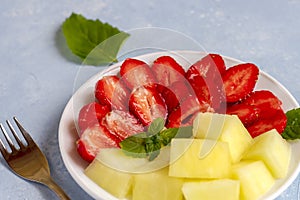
[0, 0, 300, 199]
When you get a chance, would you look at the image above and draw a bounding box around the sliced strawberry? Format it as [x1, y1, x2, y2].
[76, 124, 120, 162]
[186, 54, 226, 109]
[186, 54, 226, 80]
[222, 63, 259, 103]
[167, 96, 211, 128]
[226, 103, 259, 126]
[161, 80, 193, 113]
[95, 75, 130, 111]
[78, 102, 111, 134]
[152, 56, 185, 92]
[102, 110, 144, 141]
[246, 109, 287, 138]
[129, 86, 167, 126]
[120, 58, 156, 90]
[242, 90, 282, 119]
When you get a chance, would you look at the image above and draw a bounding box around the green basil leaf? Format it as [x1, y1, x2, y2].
[282, 108, 300, 140]
[62, 13, 129, 65]
[145, 136, 162, 161]
[119, 133, 147, 158]
[147, 118, 165, 136]
[160, 126, 193, 146]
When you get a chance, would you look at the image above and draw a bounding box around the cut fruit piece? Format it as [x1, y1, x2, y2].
[97, 147, 171, 173]
[246, 109, 287, 137]
[226, 103, 259, 126]
[101, 110, 144, 141]
[77, 102, 111, 134]
[242, 90, 282, 119]
[129, 85, 167, 126]
[152, 55, 186, 91]
[169, 138, 231, 178]
[222, 63, 259, 103]
[120, 58, 156, 90]
[85, 159, 133, 199]
[182, 179, 240, 200]
[242, 129, 291, 178]
[167, 95, 204, 128]
[94, 75, 130, 111]
[193, 112, 253, 163]
[231, 160, 275, 200]
[133, 167, 184, 200]
[76, 124, 120, 162]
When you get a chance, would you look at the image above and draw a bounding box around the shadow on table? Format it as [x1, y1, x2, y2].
[54, 27, 82, 65]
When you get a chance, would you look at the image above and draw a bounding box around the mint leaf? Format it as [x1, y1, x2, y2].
[160, 126, 193, 145]
[282, 108, 300, 140]
[62, 13, 129, 65]
[119, 132, 147, 158]
[145, 136, 161, 161]
[147, 117, 165, 136]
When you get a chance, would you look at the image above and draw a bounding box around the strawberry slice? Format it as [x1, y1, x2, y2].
[226, 103, 259, 126]
[161, 80, 193, 113]
[76, 124, 120, 162]
[95, 75, 130, 111]
[101, 110, 144, 141]
[222, 63, 259, 103]
[120, 58, 156, 90]
[167, 96, 211, 128]
[242, 90, 282, 119]
[129, 86, 167, 126]
[186, 54, 226, 80]
[246, 109, 287, 138]
[186, 54, 226, 109]
[152, 56, 186, 92]
[78, 102, 111, 134]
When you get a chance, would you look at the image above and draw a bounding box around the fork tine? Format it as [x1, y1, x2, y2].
[6, 119, 25, 149]
[0, 137, 8, 158]
[0, 123, 17, 152]
[12, 117, 35, 146]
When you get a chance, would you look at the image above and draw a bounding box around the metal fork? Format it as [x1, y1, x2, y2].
[0, 117, 70, 200]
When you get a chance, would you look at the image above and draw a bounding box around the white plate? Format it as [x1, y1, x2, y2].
[58, 51, 300, 200]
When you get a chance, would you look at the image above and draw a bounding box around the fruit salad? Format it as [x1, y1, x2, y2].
[74, 53, 296, 200]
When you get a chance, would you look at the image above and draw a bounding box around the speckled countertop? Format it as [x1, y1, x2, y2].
[0, 0, 300, 199]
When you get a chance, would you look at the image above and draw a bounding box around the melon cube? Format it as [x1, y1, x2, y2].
[193, 112, 253, 163]
[243, 129, 291, 178]
[182, 179, 240, 200]
[169, 138, 231, 178]
[85, 159, 133, 198]
[231, 161, 275, 200]
[133, 167, 184, 200]
[97, 147, 170, 173]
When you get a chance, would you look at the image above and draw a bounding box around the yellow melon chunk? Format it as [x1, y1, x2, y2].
[169, 138, 231, 178]
[231, 160, 275, 200]
[85, 159, 133, 198]
[243, 129, 291, 178]
[193, 112, 253, 163]
[182, 179, 240, 200]
[133, 167, 184, 200]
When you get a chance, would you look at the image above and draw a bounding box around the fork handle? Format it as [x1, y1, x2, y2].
[41, 177, 71, 200]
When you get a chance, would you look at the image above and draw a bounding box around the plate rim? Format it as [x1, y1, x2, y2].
[58, 50, 300, 200]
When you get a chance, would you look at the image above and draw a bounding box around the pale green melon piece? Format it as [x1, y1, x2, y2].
[231, 160, 275, 200]
[132, 167, 184, 200]
[169, 138, 231, 179]
[243, 129, 291, 178]
[182, 179, 240, 200]
[193, 112, 253, 163]
[85, 159, 133, 199]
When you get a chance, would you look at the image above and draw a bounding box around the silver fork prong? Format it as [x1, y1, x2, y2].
[0, 138, 9, 159]
[13, 117, 35, 146]
[0, 123, 17, 152]
[6, 119, 25, 149]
